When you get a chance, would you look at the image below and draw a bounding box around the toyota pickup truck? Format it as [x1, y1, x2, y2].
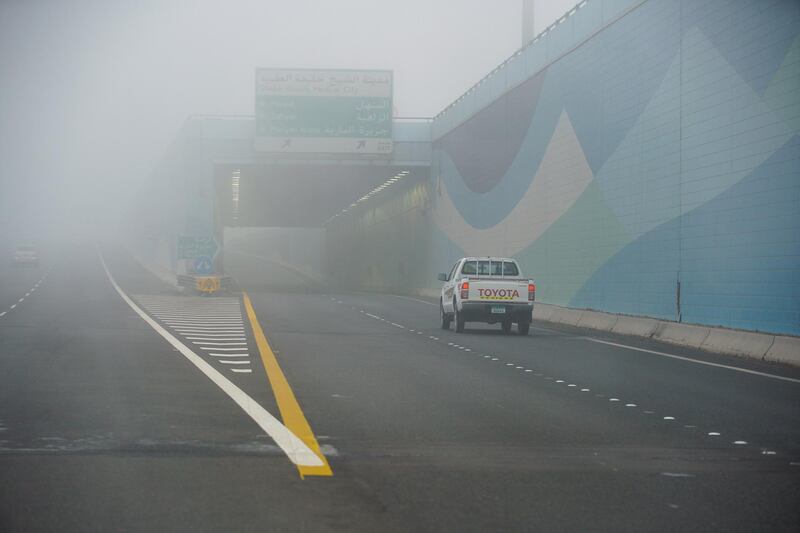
[438, 257, 535, 335]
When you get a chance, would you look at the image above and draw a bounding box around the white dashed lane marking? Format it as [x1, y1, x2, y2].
[134, 295, 252, 375]
[0, 268, 51, 320]
[346, 300, 792, 461]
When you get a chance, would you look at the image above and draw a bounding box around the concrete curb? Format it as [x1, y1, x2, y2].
[126, 246, 182, 291]
[533, 302, 799, 368]
[700, 329, 774, 359]
[652, 322, 711, 350]
[765, 336, 800, 366]
[549, 307, 585, 326]
[611, 315, 660, 337]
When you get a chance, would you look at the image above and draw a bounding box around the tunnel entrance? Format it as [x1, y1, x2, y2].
[212, 163, 425, 289]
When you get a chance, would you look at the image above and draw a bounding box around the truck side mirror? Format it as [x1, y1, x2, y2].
[437, 273, 448, 282]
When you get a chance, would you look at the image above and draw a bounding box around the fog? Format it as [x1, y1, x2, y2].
[0, 0, 574, 244]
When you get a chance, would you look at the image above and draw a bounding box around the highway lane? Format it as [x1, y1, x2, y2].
[0, 247, 389, 532]
[245, 289, 800, 532]
[0, 246, 798, 531]
[0, 242, 49, 319]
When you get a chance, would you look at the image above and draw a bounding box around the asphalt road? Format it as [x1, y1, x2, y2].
[0, 245, 798, 532]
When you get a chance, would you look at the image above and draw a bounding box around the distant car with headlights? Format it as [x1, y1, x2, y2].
[12, 245, 39, 266]
[438, 257, 535, 334]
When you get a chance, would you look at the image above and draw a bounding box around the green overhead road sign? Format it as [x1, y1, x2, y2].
[178, 236, 218, 260]
[254, 68, 393, 154]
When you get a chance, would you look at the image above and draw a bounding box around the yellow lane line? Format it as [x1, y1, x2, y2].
[242, 292, 333, 478]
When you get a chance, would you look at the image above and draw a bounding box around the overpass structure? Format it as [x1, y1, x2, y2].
[126, 114, 432, 285]
[130, 0, 799, 337]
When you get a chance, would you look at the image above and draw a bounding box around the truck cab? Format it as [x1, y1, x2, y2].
[438, 257, 535, 335]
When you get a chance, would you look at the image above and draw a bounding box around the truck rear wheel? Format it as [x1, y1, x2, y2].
[440, 299, 451, 330]
[501, 319, 512, 333]
[518, 320, 530, 335]
[454, 298, 465, 333]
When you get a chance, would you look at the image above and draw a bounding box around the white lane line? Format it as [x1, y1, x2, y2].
[609, 398, 620, 402]
[183, 333, 246, 337]
[733, 440, 748, 445]
[18, 298, 24, 303]
[145, 307, 242, 312]
[384, 293, 438, 306]
[663, 416, 675, 421]
[171, 324, 244, 328]
[219, 360, 251, 365]
[160, 317, 243, 320]
[168, 326, 246, 330]
[231, 369, 252, 373]
[191, 341, 247, 346]
[25, 292, 30, 297]
[585, 338, 800, 384]
[390, 322, 405, 329]
[174, 330, 245, 334]
[209, 353, 250, 357]
[708, 432, 721, 436]
[625, 403, 637, 407]
[365, 313, 381, 320]
[172, 325, 245, 329]
[165, 322, 245, 327]
[178, 330, 246, 334]
[186, 337, 246, 341]
[0, 312, 5, 317]
[156, 315, 243, 320]
[200, 346, 247, 351]
[162, 318, 244, 323]
[10, 304, 16, 309]
[98, 250, 323, 468]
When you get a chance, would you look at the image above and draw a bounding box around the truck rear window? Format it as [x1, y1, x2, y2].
[460, 260, 519, 277]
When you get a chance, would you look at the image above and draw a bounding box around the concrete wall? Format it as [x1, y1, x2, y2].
[326, 0, 800, 336]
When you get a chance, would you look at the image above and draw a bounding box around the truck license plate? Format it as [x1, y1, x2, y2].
[491, 306, 506, 314]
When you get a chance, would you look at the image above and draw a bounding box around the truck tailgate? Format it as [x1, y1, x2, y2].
[467, 278, 530, 303]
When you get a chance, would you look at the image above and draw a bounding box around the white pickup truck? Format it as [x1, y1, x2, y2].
[438, 257, 535, 335]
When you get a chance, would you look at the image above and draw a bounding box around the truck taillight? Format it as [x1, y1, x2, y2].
[528, 283, 536, 301]
[461, 281, 470, 300]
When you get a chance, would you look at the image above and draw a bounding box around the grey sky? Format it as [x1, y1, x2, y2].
[0, 0, 576, 241]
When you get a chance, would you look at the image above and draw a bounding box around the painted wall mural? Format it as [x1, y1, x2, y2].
[327, 0, 800, 336]
[429, 0, 800, 335]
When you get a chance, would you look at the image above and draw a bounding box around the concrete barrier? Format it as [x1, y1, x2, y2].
[400, 290, 799, 368]
[549, 307, 585, 326]
[533, 303, 556, 322]
[700, 329, 774, 359]
[765, 336, 800, 366]
[416, 288, 441, 299]
[577, 310, 619, 332]
[611, 315, 660, 337]
[127, 245, 181, 290]
[652, 322, 712, 349]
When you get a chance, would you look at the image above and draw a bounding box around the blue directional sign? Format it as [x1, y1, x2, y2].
[178, 236, 219, 260]
[193, 255, 214, 275]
